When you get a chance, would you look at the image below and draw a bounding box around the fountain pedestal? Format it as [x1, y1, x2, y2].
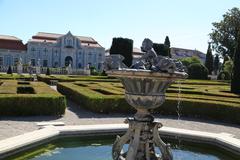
[108, 69, 187, 160]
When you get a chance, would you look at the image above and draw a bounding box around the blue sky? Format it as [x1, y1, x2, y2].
[0, 0, 239, 53]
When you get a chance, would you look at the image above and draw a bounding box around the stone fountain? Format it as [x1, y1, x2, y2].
[105, 38, 187, 160]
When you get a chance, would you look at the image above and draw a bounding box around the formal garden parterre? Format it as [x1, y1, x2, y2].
[0, 80, 66, 116]
[57, 78, 240, 124]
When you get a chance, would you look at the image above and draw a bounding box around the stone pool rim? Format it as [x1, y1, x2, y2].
[0, 124, 239, 159]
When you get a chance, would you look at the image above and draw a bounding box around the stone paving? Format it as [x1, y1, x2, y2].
[0, 99, 240, 141]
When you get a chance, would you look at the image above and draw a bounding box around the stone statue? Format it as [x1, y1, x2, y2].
[28, 61, 33, 75]
[106, 38, 188, 160]
[67, 61, 72, 74]
[36, 59, 41, 75]
[131, 38, 184, 73]
[17, 58, 23, 74]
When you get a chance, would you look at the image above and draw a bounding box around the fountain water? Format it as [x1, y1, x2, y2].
[176, 81, 182, 120]
[105, 38, 187, 160]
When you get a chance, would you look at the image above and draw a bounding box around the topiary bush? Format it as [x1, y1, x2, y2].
[188, 63, 208, 79]
[152, 43, 169, 56]
[110, 37, 133, 67]
[7, 66, 13, 74]
[46, 67, 51, 75]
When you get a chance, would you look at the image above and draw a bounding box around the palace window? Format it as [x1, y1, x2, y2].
[43, 48, 48, 56]
[14, 58, 18, 66]
[98, 63, 102, 70]
[54, 62, 58, 68]
[31, 47, 35, 52]
[65, 38, 73, 48]
[43, 60, 48, 67]
[0, 57, 3, 66]
[78, 63, 82, 68]
[31, 59, 36, 66]
[54, 50, 58, 57]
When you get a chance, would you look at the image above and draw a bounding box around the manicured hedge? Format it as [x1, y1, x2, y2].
[57, 82, 132, 113]
[0, 73, 33, 81]
[57, 81, 240, 124]
[0, 80, 66, 116]
[37, 75, 118, 84]
[0, 95, 66, 116]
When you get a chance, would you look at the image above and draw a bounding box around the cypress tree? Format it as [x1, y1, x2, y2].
[7, 66, 12, 74]
[46, 67, 51, 75]
[164, 36, 171, 57]
[153, 43, 169, 56]
[213, 54, 220, 75]
[205, 43, 214, 74]
[231, 32, 240, 94]
[164, 36, 170, 48]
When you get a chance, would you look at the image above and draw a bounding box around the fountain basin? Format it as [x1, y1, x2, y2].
[0, 124, 239, 159]
[5, 136, 239, 160]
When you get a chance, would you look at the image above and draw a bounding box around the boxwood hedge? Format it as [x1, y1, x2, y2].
[57, 81, 240, 124]
[0, 80, 66, 116]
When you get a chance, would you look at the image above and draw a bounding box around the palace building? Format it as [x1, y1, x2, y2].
[0, 31, 105, 71]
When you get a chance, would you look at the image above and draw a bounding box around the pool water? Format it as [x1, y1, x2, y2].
[5, 137, 238, 160]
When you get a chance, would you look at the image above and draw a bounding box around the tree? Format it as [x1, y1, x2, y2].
[204, 43, 214, 74]
[209, 7, 240, 59]
[110, 37, 133, 67]
[213, 54, 220, 75]
[231, 32, 240, 94]
[7, 66, 12, 74]
[164, 36, 171, 57]
[188, 63, 208, 80]
[153, 43, 169, 56]
[46, 67, 51, 75]
[223, 60, 233, 76]
[179, 56, 201, 68]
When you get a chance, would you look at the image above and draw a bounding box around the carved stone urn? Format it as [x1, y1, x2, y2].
[107, 69, 187, 160]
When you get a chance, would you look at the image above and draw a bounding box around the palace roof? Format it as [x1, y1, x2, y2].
[0, 34, 27, 51]
[30, 32, 102, 48]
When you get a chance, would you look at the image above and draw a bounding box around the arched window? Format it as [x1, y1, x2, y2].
[65, 38, 73, 48]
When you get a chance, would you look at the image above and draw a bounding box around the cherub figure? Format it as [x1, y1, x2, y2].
[140, 38, 158, 70]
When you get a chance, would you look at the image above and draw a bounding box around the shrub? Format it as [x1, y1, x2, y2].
[46, 67, 51, 75]
[57, 83, 132, 113]
[217, 71, 231, 80]
[153, 43, 169, 56]
[0, 80, 66, 116]
[17, 86, 35, 94]
[179, 56, 201, 68]
[0, 95, 66, 116]
[57, 81, 240, 124]
[90, 66, 99, 75]
[188, 63, 208, 79]
[110, 37, 133, 67]
[7, 66, 12, 74]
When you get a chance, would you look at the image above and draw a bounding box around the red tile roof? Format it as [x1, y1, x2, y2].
[0, 35, 27, 51]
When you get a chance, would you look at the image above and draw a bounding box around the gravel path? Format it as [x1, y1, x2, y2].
[0, 100, 240, 140]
